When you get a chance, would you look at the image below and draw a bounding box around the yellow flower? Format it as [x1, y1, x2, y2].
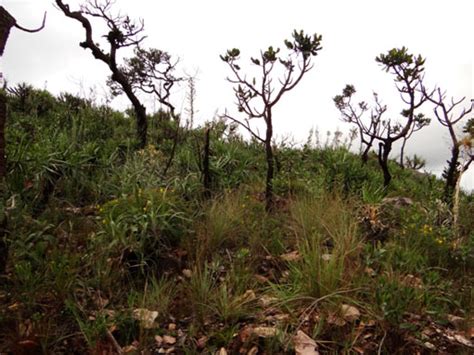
[102, 219, 107, 224]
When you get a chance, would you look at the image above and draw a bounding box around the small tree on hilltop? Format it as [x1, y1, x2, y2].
[335, 47, 432, 187]
[333, 85, 386, 164]
[221, 30, 322, 211]
[56, 0, 180, 149]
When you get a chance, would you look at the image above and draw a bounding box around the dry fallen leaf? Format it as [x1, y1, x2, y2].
[182, 269, 192, 278]
[423, 342, 436, 351]
[454, 334, 473, 348]
[196, 336, 208, 349]
[280, 250, 300, 262]
[327, 313, 346, 327]
[155, 335, 163, 346]
[217, 347, 228, 355]
[253, 326, 278, 338]
[163, 335, 177, 345]
[239, 325, 253, 342]
[123, 345, 138, 353]
[236, 289, 256, 304]
[293, 330, 319, 355]
[255, 274, 270, 283]
[247, 346, 259, 355]
[259, 295, 278, 307]
[132, 308, 159, 329]
[447, 314, 464, 329]
[340, 304, 360, 322]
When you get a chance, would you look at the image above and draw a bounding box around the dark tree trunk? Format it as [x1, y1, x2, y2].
[264, 112, 274, 212]
[360, 134, 376, 164]
[0, 215, 7, 275]
[202, 127, 211, 199]
[0, 7, 15, 56]
[361, 142, 371, 164]
[0, 92, 6, 178]
[111, 71, 147, 149]
[136, 103, 147, 149]
[378, 140, 392, 188]
[443, 144, 460, 207]
[0, 8, 16, 178]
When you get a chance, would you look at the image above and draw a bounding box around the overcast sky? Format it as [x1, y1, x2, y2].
[1, 0, 473, 189]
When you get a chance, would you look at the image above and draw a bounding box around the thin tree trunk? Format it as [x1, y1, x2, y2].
[399, 137, 407, 168]
[0, 92, 6, 178]
[443, 144, 460, 207]
[202, 127, 211, 198]
[265, 112, 274, 212]
[378, 141, 392, 187]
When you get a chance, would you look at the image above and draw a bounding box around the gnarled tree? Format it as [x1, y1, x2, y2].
[422, 87, 473, 206]
[333, 85, 385, 164]
[56, 0, 179, 149]
[221, 30, 322, 211]
[335, 47, 431, 187]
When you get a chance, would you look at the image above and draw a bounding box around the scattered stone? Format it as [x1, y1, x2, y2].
[447, 314, 464, 329]
[168, 323, 177, 331]
[321, 254, 332, 262]
[364, 267, 376, 277]
[340, 304, 360, 322]
[423, 342, 436, 351]
[381, 196, 414, 208]
[182, 269, 192, 278]
[132, 308, 159, 329]
[216, 347, 228, 355]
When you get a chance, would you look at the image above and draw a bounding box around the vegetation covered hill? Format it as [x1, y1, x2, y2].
[0, 86, 473, 354]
